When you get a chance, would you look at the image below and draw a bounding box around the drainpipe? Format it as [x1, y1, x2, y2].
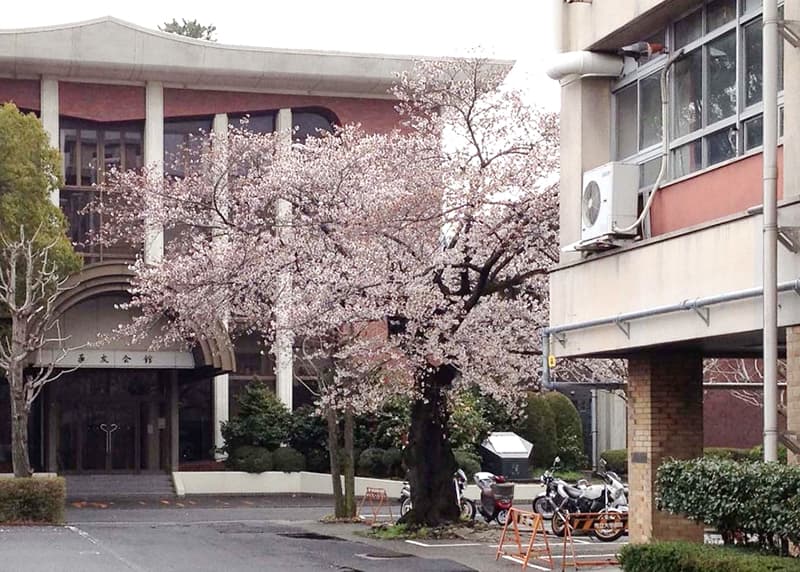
[763, 0, 779, 462]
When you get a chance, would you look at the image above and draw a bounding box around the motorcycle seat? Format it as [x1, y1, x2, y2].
[563, 484, 585, 498]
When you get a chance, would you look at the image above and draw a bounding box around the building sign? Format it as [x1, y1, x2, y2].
[36, 349, 195, 369]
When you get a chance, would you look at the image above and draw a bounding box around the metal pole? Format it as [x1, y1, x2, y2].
[762, 0, 779, 462]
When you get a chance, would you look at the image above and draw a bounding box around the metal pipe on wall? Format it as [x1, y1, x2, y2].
[762, 0, 780, 463]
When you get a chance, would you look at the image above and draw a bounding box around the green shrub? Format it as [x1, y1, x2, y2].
[227, 445, 273, 473]
[221, 382, 291, 452]
[272, 447, 306, 472]
[657, 457, 800, 552]
[748, 444, 788, 464]
[382, 448, 404, 478]
[516, 393, 557, 468]
[357, 447, 386, 477]
[449, 391, 491, 451]
[0, 477, 65, 523]
[304, 449, 330, 473]
[619, 541, 800, 572]
[544, 392, 586, 469]
[600, 449, 628, 474]
[454, 448, 481, 479]
[289, 405, 328, 455]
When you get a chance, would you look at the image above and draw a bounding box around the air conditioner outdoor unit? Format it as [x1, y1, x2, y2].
[580, 162, 639, 242]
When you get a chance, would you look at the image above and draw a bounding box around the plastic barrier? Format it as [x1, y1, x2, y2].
[357, 487, 392, 525]
[559, 512, 623, 570]
[495, 507, 553, 570]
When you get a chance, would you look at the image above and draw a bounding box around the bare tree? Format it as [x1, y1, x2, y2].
[0, 226, 77, 477]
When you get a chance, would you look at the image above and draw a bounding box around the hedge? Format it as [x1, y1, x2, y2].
[227, 445, 273, 473]
[454, 448, 481, 479]
[657, 457, 800, 552]
[600, 445, 789, 475]
[619, 541, 800, 572]
[600, 449, 627, 474]
[272, 447, 306, 472]
[0, 477, 65, 523]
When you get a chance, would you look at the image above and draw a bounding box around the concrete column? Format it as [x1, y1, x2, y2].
[144, 81, 164, 264]
[274, 108, 294, 410]
[212, 375, 229, 460]
[627, 351, 704, 543]
[47, 396, 58, 472]
[40, 78, 60, 206]
[786, 326, 800, 464]
[169, 372, 179, 470]
[146, 401, 160, 470]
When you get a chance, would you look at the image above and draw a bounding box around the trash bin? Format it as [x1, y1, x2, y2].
[479, 432, 533, 480]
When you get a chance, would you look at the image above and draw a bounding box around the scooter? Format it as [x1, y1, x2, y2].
[400, 469, 475, 520]
[474, 471, 514, 525]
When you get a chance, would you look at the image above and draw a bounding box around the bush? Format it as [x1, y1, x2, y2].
[382, 448, 404, 478]
[272, 447, 306, 472]
[289, 405, 328, 455]
[454, 448, 481, 479]
[600, 449, 628, 474]
[357, 447, 386, 477]
[304, 449, 330, 473]
[227, 445, 273, 473]
[516, 393, 558, 468]
[544, 392, 586, 469]
[619, 541, 800, 572]
[0, 477, 65, 523]
[449, 391, 490, 451]
[657, 457, 800, 551]
[221, 382, 291, 452]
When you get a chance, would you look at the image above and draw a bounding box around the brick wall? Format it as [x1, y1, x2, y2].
[0, 79, 40, 111]
[627, 351, 704, 543]
[60, 82, 146, 121]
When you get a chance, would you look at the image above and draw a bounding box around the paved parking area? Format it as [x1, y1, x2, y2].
[0, 496, 626, 571]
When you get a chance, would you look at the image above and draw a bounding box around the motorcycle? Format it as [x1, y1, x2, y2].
[532, 456, 566, 520]
[400, 469, 476, 520]
[474, 471, 514, 525]
[550, 459, 628, 542]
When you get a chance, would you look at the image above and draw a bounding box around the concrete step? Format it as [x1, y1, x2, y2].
[64, 473, 175, 500]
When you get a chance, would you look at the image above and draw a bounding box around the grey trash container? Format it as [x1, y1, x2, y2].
[479, 432, 533, 481]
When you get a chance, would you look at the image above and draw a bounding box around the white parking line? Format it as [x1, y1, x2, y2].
[501, 555, 551, 570]
[405, 540, 482, 547]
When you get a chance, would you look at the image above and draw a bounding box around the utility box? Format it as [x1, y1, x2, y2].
[479, 432, 533, 481]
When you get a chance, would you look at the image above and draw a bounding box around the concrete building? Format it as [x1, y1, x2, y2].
[0, 17, 418, 474]
[547, 0, 794, 542]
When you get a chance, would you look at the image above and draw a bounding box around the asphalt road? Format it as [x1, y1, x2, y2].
[0, 497, 625, 571]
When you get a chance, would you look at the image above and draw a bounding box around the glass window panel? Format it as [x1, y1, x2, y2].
[80, 131, 98, 186]
[639, 30, 666, 66]
[707, 127, 737, 166]
[233, 113, 275, 134]
[125, 141, 143, 171]
[615, 84, 637, 159]
[707, 31, 737, 124]
[744, 18, 763, 106]
[639, 73, 662, 149]
[61, 128, 78, 186]
[708, 0, 736, 31]
[164, 118, 213, 178]
[640, 157, 662, 189]
[674, 49, 703, 137]
[675, 10, 702, 48]
[780, 106, 784, 138]
[672, 140, 702, 178]
[744, 115, 763, 150]
[743, 0, 762, 14]
[103, 131, 121, 173]
[293, 111, 334, 142]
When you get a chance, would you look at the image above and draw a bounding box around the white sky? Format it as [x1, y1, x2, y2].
[2, 0, 560, 110]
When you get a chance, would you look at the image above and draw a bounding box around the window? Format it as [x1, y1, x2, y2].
[292, 109, 335, 142]
[229, 111, 276, 135]
[613, 0, 784, 188]
[59, 119, 144, 262]
[164, 117, 213, 178]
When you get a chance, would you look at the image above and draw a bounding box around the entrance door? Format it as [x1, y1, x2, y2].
[83, 403, 138, 471]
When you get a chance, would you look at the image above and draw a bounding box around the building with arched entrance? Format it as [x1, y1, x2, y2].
[0, 17, 418, 475]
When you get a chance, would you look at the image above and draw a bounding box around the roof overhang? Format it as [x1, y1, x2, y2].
[0, 17, 514, 99]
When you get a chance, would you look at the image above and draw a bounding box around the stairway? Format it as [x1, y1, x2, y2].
[64, 473, 176, 501]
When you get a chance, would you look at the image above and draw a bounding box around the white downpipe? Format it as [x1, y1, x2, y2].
[545, 51, 623, 83]
[762, 0, 779, 463]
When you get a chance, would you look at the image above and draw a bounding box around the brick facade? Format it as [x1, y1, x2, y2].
[627, 352, 704, 543]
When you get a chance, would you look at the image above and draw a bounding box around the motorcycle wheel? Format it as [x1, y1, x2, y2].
[593, 510, 625, 542]
[551, 511, 568, 537]
[494, 508, 509, 526]
[460, 498, 476, 521]
[400, 498, 413, 517]
[532, 495, 555, 520]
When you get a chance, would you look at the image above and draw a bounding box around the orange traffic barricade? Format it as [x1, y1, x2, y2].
[558, 512, 623, 570]
[495, 507, 554, 570]
[357, 487, 393, 525]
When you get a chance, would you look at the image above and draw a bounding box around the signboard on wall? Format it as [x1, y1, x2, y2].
[35, 349, 195, 369]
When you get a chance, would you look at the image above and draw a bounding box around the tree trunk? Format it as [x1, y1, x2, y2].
[403, 365, 459, 526]
[9, 363, 32, 477]
[325, 406, 346, 518]
[342, 407, 356, 518]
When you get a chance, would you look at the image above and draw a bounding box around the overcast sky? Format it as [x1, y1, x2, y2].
[2, 0, 559, 110]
